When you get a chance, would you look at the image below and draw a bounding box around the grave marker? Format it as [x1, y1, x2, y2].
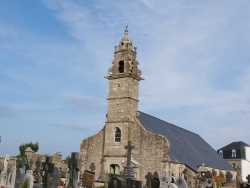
[42, 156, 54, 188]
[0, 154, 10, 187]
[51, 167, 61, 188]
[24, 170, 34, 188]
[66, 152, 80, 188]
[82, 170, 95, 188]
[7, 164, 16, 188]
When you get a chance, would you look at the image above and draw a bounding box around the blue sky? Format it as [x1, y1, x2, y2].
[1, 0, 250, 159]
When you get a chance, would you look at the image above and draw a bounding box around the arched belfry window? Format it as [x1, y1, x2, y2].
[115, 127, 121, 142]
[232, 149, 236, 158]
[118, 61, 124, 73]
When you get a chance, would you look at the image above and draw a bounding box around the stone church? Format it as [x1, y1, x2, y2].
[80, 28, 235, 185]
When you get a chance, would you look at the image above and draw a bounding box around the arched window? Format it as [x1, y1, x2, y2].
[110, 164, 120, 174]
[115, 128, 121, 142]
[118, 61, 124, 73]
[232, 149, 236, 158]
[219, 150, 223, 157]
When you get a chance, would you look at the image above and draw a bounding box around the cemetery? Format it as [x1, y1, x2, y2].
[0, 29, 249, 188]
[1, 148, 249, 188]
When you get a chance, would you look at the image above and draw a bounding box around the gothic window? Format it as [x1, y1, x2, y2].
[219, 150, 223, 157]
[110, 164, 120, 174]
[115, 127, 121, 142]
[232, 149, 236, 158]
[118, 61, 124, 73]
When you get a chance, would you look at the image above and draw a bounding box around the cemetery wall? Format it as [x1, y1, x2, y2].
[24, 150, 68, 172]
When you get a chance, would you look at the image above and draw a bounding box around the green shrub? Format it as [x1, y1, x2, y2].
[22, 178, 29, 188]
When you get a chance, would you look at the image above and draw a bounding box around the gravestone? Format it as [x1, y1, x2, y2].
[0, 154, 10, 187]
[82, 170, 95, 188]
[51, 167, 61, 188]
[145, 172, 154, 188]
[33, 158, 42, 187]
[42, 156, 54, 188]
[15, 168, 25, 188]
[24, 170, 34, 188]
[165, 183, 178, 188]
[126, 177, 142, 188]
[151, 172, 160, 188]
[108, 174, 126, 188]
[226, 171, 233, 184]
[6, 164, 17, 188]
[159, 170, 172, 188]
[175, 177, 188, 188]
[21, 158, 27, 173]
[66, 152, 81, 188]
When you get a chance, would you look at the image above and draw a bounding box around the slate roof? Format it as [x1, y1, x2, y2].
[137, 111, 234, 172]
[218, 141, 249, 151]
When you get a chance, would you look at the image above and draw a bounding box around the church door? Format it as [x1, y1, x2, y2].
[110, 164, 120, 175]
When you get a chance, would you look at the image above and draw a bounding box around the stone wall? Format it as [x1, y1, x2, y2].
[80, 128, 105, 178]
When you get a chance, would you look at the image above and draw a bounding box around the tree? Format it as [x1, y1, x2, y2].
[22, 178, 29, 188]
[16, 142, 39, 169]
[62, 155, 70, 165]
[19, 142, 39, 156]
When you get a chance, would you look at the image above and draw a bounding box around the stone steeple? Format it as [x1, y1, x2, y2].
[106, 27, 143, 123]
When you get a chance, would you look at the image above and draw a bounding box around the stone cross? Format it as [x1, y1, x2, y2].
[124, 141, 135, 166]
[123, 141, 135, 178]
[42, 156, 54, 188]
[67, 152, 80, 188]
[90, 163, 95, 172]
[145, 172, 154, 188]
[246, 174, 250, 183]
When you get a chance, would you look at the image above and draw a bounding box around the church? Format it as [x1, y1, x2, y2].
[79, 28, 235, 185]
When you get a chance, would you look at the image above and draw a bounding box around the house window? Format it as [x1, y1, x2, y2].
[118, 61, 124, 73]
[115, 127, 121, 142]
[219, 150, 223, 157]
[232, 149, 236, 158]
[110, 164, 120, 174]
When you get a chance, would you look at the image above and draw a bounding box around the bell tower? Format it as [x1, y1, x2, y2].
[103, 28, 143, 158]
[106, 27, 143, 123]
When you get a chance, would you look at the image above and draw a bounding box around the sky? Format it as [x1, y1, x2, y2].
[0, 0, 250, 159]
